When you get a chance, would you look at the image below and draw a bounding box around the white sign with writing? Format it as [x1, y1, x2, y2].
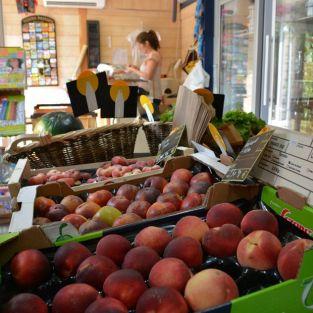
[252, 127, 313, 206]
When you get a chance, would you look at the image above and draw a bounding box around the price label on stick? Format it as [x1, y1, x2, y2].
[208, 123, 227, 155]
[140, 95, 154, 122]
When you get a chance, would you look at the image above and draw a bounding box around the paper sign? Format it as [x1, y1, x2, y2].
[0, 47, 26, 90]
[140, 95, 154, 122]
[208, 123, 227, 155]
[101, 81, 138, 118]
[252, 127, 313, 206]
[0, 95, 26, 136]
[156, 125, 187, 164]
[67, 71, 108, 117]
[41, 221, 79, 243]
[223, 130, 274, 182]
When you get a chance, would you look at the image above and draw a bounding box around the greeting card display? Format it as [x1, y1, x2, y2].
[0, 48, 25, 90]
[0, 95, 25, 136]
[101, 80, 138, 118]
[22, 15, 58, 87]
[66, 70, 108, 117]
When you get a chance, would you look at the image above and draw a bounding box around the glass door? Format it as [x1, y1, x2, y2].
[262, 0, 313, 133]
[214, 0, 262, 113]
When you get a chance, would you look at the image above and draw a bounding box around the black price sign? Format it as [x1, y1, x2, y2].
[156, 125, 187, 164]
[223, 130, 274, 182]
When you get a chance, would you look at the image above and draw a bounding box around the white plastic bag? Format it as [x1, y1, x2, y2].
[183, 61, 210, 91]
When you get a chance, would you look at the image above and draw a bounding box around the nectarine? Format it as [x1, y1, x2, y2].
[103, 269, 147, 309]
[60, 195, 84, 213]
[157, 192, 182, 210]
[87, 190, 113, 206]
[134, 226, 171, 255]
[126, 200, 151, 218]
[206, 203, 243, 227]
[96, 234, 131, 265]
[185, 269, 239, 311]
[85, 298, 128, 313]
[146, 202, 177, 219]
[107, 196, 131, 213]
[116, 184, 139, 201]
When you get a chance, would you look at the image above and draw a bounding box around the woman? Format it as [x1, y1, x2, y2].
[127, 30, 162, 118]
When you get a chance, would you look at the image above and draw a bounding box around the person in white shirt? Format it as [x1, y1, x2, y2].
[127, 30, 162, 119]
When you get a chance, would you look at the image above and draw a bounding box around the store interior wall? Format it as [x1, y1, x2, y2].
[1, 0, 184, 117]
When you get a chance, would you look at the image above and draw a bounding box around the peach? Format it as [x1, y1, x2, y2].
[87, 190, 113, 206]
[190, 172, 214, 186]
[96, 234, 131, 266]
[136, 287, 188, 313]
[277, 239, 313, 280]
[163, 236, 203, 268]
[149, 258, 191, 292]
[163, 181, 189, 197]
[28, 173, 47, 185]
[237, 230, 282, 270]
[46, 204, 69, 221]
[144, 176, 168, 192]
[135, 187, 161, 203]
[103, 269, 147, 309]
[10, 249, 50, 288]
[206, 202, 243, 227]
[122, 246, 160, 278]
[113, 213, 143, 227]
[126, 200, 151, 218]
[34, 196, 56, 217]
[184, 269, 239, 311]
[188, 181, 210, 195]
[107, 196, 131, 213]
[62, 214, 87, 229]
[57, 177, 76, 187]
[146, 202, 177, 219]
[156, 192, 182, 210]
[173, 216, 209, 242]
[170, 169, 193, 183]
[85, 298, 128, 313]
[116, 184, 139, 201]
[75, 201, 101, 219]
[134, 226, 172, 255]
[52, 283, 99, 313]
[112, 156, 128, 166]
[33, 217, 51, 225]
[79, 219, 109, 234]
[60, 195, 84, 213]
[2, 293, 48, 313]
[180, 193, 202, 210]
[202, 224, 244, 257]
[241, 210, 279, 236]
[54, 242, 92, 279]
[76, 255, 118, 290]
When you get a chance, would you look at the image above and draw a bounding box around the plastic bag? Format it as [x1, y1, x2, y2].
[183, 61, 210, 91]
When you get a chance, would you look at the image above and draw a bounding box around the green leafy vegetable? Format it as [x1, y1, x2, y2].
[160, 105, 175, 122]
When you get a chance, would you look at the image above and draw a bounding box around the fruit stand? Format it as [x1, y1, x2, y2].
[1, 100, 313, 313]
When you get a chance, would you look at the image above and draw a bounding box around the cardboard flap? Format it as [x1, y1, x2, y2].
[0, 226, 52, 266]
[206, 182, 260, 208]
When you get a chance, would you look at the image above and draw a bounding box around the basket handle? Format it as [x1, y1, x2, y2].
[5, 134, 52, 154]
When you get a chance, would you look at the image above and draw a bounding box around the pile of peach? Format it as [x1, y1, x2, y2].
[33, 168, 214, 234]
[28, 156, 161, 187]
[3, 203, 312, 313]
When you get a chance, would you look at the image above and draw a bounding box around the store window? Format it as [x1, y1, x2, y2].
[22, 15, 58, 87]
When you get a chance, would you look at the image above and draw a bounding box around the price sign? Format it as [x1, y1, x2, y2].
[223, 130, 274, 182]
[156, 125, 187, 164]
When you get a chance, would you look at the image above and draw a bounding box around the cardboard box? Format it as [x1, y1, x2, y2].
[7, 156, 157, 199]
[1, 182, 312, 313]
[0, 156, 197, 264]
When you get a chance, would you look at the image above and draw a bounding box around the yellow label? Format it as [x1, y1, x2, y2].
[194, 88, 214, 105]
[208, 123, 227, 154]
[140, 95, 154, 114]
[77, 70, 98, 95]
[257, 126, 270, 135]
[110, 80, 130, 101]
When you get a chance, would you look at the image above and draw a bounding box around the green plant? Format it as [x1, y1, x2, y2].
[160, 105, 175, 123]
[222, 111, 266, 142]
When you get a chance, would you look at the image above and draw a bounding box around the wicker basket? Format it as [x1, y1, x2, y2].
[142, 122, 173, 155]
[4, 121, 142, 169]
